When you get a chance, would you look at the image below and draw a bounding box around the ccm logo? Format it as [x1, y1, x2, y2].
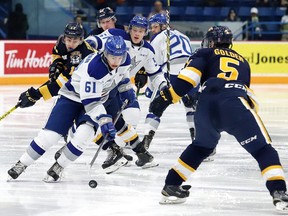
[240, 135, 257, 146]
[224, 83, 246, 91]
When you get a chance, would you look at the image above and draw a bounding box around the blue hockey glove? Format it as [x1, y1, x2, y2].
[18, 87, 42, 108]
[118, 78, 136, 106]
[97, 114, 116, 141]
[149, 86, 173, 118]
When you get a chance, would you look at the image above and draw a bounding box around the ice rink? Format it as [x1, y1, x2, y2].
[0, 84, 288, 216]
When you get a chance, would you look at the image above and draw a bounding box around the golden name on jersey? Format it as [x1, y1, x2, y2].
[214, 49, 244, 62]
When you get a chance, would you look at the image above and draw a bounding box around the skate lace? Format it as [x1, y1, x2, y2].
[13, 162, 26, 174]
[105, 148, 116, 162]
[52, 163, 63, 175]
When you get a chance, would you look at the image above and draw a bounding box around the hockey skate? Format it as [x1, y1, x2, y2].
[54, 144, 66, 160]
[142, 130, 155, 150]
[272, 190, 288, 212]
[203, 148, 216, 162]
[43, 162, 64, 183]
[102, 142, 133, 174]
[7, 161, 27, 180]
[134, 141, 158, 169]
[159, 185, 191, 204]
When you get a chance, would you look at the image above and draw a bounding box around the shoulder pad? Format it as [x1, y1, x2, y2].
[108, 28, 130, 40]
[87, 55, 108, 79]
[142, 40, 155, 54]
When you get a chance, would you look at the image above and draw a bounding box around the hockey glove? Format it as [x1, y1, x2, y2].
[118, 78, 136, 106]
[18, 87, 42, 108]
[97, 114, 117, 142]
[49, 61, 66, 81]
[135, 67, 147, 89]
[149, 86, 173, 118]
[182, 93, 198, 110]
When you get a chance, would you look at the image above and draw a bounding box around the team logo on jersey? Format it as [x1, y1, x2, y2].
[129, 56, 141, 71]
[70, 51, 82, 65]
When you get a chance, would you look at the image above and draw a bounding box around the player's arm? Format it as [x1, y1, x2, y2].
[149, 58, 202, 117]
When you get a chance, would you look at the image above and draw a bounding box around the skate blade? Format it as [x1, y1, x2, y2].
[141, 162, 159, 169]
[7, 176, 14, 182]
[104, 158, 129, 174]
[42, 175, 61, 183]
[275, 202, 288, 213]
[159, 195, 187, 205]
[203, 157, 214, 162]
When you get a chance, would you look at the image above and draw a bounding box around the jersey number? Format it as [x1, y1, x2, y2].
[217, 57, 239, 80]
[170, 34, 192, 56]
[85, 81, 96, 93]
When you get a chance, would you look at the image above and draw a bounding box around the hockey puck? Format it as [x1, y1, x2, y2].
[89, 180, 97, 188]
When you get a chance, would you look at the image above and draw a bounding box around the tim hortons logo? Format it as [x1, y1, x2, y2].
[5, 49, 51, 69]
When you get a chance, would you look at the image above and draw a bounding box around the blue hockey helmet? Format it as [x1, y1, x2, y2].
[201, 26, 233, 48]
[104, 35, 127, 64]
[129, 15, 149, 34]
[64, 22, 84, 38]
[148, 13, 167, 26]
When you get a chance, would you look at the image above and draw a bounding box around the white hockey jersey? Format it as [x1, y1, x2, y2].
[59, 52, 131, 122]
[150, 29, 193, 76]
[86, 28, 166, 90]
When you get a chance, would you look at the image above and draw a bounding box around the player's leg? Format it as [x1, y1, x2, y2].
[225, 96, 288, 211]
[44, 121, 96, 182]
[160, 94, 220, 204]
[8, 97, 80, 180]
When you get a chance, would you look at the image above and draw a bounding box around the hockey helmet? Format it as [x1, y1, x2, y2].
[148, 13, 167, 26]
[129, 15, 149, 34]
[96, 7, 116, 27]
[64, 22, 84, 39]
[201, 26, 233, 48]
[104, 35, 127, 64]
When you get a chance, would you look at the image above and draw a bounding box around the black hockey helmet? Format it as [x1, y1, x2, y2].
[201, 26, 233, 48]
[96, 7, 116, 26]
[64, 22, 84, 39]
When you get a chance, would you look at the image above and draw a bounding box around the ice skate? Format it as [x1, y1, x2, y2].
[7, 161, 27, 181]
[102, 143, 132, 174]
[43, 161, 64, 183]
[272, 190, 288, 212]
[54, 144, 66, 160]
[142, 130, 155, 150]
[203, 148, 216, 162]
[159, 185, 191, 205]
[134, 141, 158, 169]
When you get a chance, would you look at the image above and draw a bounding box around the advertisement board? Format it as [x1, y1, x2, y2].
[0, 40, 287, 84]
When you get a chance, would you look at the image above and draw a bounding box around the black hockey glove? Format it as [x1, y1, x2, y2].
[18, 87, 42, 108]
[49, 61, 66, 81]
[149, 86, 173, 118]
[135, 67, 147, 89]
[182, 93, 198, 109]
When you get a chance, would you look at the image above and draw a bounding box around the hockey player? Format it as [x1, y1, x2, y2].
[17, 22, 95, 108]
[149, 26, 288, 212]
[140, 13, 197, 151]
[85, 15, 167, 165]
[7, 35, 153, 182]
[88, 7, 125, 36]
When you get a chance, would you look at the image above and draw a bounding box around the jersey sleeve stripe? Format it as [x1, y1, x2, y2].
[39, 85, 52, 100]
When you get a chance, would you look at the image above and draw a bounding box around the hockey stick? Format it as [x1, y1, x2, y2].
[166, 0, 171, 86]
[89, 99, 129, 168]
[0, 79, 51, 122]
[136, 83, 141, 99]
